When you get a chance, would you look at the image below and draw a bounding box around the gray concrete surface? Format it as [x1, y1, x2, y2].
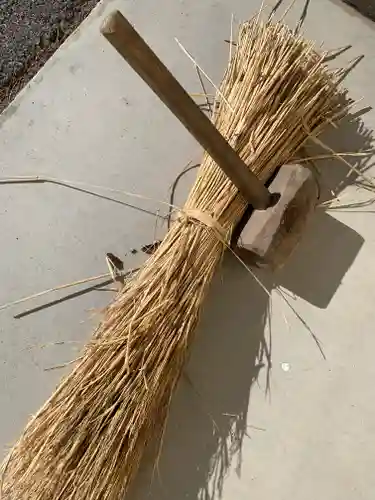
[1, 0, 375, 499]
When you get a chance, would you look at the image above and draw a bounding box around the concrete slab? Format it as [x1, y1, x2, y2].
[1, 0, 375, 499]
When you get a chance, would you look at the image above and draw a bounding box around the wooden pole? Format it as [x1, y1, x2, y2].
[101, 10, 272, 210]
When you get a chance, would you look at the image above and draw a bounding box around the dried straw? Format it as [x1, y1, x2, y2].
[1, 18, 346, 500]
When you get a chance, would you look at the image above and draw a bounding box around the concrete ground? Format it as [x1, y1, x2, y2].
[1, 0, 375, 499]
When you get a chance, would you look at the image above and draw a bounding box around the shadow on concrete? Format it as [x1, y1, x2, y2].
[339, 0, 375, 22]
[131, 254, 271, 500]
[277, 209, 364, 308]
[277, 110, 374, 308]
[128, 110, 374, 500]
[312, 108, 375, 201]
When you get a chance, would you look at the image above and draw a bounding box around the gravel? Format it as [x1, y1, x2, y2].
[0, 0, 100, 113]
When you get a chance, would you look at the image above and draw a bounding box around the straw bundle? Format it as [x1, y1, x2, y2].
[1, 17, 345, 500]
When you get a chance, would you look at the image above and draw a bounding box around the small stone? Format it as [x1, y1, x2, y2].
[40, 33, 50, 49]
[12, 61, 24, 74]
[59, 20, 68, 33]
[49, 27, 58, 44]
[65, 9, 74, 21]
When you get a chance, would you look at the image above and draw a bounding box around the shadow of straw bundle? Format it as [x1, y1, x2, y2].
[1, 18, 347, 500]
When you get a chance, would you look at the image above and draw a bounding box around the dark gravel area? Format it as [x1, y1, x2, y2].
[0, 0, 99, 113]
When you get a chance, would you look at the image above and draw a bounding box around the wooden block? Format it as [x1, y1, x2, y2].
[237, 163, 318, 270]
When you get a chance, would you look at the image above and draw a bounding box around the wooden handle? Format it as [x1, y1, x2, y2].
[100, 10, 271, 210]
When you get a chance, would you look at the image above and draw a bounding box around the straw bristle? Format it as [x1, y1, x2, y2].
[1, 19, 345, 500]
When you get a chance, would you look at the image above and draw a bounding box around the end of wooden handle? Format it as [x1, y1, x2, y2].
[100, 10, 124, 36]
